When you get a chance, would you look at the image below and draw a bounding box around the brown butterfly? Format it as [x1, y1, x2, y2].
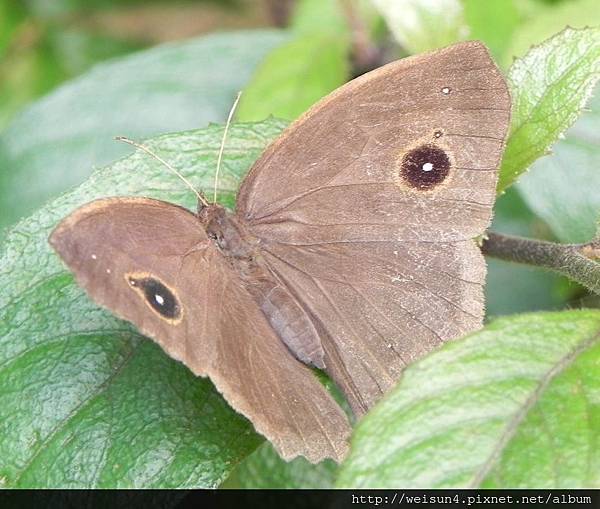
[49, 41, 510, 463]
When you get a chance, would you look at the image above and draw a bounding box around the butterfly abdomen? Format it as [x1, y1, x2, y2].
[249, 279, 325, 369]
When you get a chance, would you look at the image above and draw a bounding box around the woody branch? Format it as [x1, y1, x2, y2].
[481, 231, 600, 295]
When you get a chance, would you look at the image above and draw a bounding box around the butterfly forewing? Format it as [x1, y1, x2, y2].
[236, 41, 511, 415]
[237, 41, 509, 244]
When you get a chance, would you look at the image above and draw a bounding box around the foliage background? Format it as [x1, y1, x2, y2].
[0, 0, 599, 488]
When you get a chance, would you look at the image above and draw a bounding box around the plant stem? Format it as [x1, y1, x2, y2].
[264, 0, 296, 27]
[481, 232, 600, 295]
[339, 0, 381, 75]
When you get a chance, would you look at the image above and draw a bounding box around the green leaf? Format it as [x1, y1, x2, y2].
[236, 0, 350, 124]
[0, 118, 288, 488]
[517, 85, 600, 243]
[221, 442, 337, 489]
[372, 0, 466, 54]
[236, 33, 349, 122]
[290, 0, 349, 35]
[337, 310, 600, 488]
[498, 27, 600, 193]
[463, 0, 519, 62]
[0, 30, 287, 238]
[504, 0, 600, 68]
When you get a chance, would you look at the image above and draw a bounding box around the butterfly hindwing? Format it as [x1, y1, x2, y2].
[50, 197, 351, 462]
[260, 239, 485, 415]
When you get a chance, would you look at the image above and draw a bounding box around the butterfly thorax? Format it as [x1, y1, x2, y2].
[199, 204, 258, 260]
[199, 203, 326, 369]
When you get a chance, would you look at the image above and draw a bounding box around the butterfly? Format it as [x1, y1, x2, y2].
[49, 41, 510, 463]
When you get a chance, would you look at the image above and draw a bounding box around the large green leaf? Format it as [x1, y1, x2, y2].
[236, 0, 349, 122]
[235, 33, 349, 122]
[0, 30, 287, 238]
[517, 86, 600, 243]
[337, 310, 600, 488]
[498, 27, 600, 193]
[290, 0, 349, 34]
[371, 0, 466, 54]
[0, 119, 288, 488]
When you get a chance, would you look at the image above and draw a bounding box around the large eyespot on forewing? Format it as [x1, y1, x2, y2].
[126, 272, 182, 323]
[398, 143, 451, 191]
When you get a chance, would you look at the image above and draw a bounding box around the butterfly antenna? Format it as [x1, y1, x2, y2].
[213, 91, 242, 204]
[115, 136, 209, 208]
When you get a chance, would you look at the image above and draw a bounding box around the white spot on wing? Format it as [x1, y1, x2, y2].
[91, 254, 97, 260]
[422, 162, 434, 172]
[155, 294, 165, 305]
[106, 268, 111, 274]
[441, 86, 451, 95]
